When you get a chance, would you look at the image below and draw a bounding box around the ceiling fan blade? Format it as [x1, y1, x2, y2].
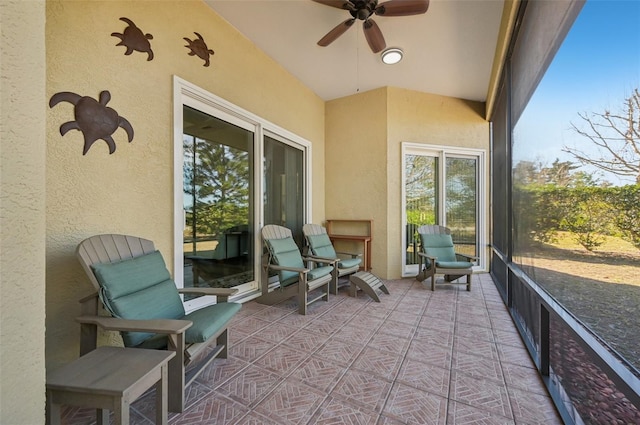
[318, 18, 356, 47]
[312, 0, 355, 11]
[363, 19, 386, 53]
[375, 0, 429, 16]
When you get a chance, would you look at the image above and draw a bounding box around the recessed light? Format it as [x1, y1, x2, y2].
[381, 48, 403, 65]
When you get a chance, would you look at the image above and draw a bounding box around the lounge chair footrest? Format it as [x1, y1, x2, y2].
[349, 271, 389, 303]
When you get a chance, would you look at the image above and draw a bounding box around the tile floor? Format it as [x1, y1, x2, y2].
[60, 274, 563, 424]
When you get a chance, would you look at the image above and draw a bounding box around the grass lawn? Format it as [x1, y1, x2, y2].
[517, 232, 640, 371]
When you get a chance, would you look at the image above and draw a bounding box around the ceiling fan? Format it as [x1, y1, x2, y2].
[313, 0, 430, 53]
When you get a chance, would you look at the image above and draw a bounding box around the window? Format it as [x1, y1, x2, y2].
[402, 143, 486, 276]
[173, 77, 311, 309]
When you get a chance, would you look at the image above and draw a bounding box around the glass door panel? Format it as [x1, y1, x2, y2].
[445, 157, 478, 257]
[182, 106, 254, 297]
[405, 154, 439, 266]
[263, 135, 305, 246]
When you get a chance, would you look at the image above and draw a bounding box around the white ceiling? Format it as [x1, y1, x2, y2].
[205, 0, 505, 102]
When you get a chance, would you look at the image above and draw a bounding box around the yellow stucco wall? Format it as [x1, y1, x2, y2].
[325, 87, 489, 279]
[45, 0, 325, 370]
[1, 1, 47, 423]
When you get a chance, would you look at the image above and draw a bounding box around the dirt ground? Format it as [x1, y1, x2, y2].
[517, 233, 640, 372]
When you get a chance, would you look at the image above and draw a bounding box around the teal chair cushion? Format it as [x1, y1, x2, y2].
[436, 260, 473, 269]
[420, 234, 457, 262]
[339, 258, 361, 269]
[91, 251, 185, 347]
[266, 237, 305, 287]
[307, 234, 337, 259]
[184, 302, 242, 343]
[308, 265, 333, 280]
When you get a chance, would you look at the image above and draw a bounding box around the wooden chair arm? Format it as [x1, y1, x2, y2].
[455, 253, 479, 261]
[417, 252, 437, 261]
[76, 315, 192, 334]
[304, 256, 339, 265]
[178, 287, 238, 302]
[335, 251, 362, 258]
[268, 264, 310, 273]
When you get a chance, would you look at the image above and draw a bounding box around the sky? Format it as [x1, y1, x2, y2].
[513, 0, 640, 185]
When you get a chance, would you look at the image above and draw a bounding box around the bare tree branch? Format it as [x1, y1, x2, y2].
[563, 88, 640, 183]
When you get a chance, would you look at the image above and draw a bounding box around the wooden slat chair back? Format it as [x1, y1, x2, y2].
[259, 224, 337, 314]
[75, 234, 241, 413]
[416, 225, 477, 291]
[302, 223, 362, 294]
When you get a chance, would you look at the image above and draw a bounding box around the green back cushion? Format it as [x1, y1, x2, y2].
[91, 251, 185, 347]
[266, 237, 304, 287]
[421, 233, 457, 263]
[307, 234, 337, 259]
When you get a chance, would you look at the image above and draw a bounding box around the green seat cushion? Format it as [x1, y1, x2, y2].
[184, 302, 242, 343]
[307, 233, 337, 259]
[339, 258, 361, 269]
[436, 260, 473, 269]
[308, 265, 333, 281]
[91, 251, 185, 347]
[266, 237, 305, 287]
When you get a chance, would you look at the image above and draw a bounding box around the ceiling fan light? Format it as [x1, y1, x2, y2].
[381, 48, 403, 64]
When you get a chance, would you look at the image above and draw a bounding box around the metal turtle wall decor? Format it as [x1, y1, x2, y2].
[49, 90, 134, 155]
[184, 32, 215, 67]
[111, 17, 154, 61]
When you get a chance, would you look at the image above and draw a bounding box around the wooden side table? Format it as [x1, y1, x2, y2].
[46, 346, 175, 425]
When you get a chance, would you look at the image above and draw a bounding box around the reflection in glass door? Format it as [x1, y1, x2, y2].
[402, 144, 484, 276]
[182, 106, 254, 295]
[263, 135, 304, 247]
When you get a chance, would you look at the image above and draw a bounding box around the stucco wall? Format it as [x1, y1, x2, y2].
[325, 87, 489, 279]
[45, 0, 325, 370]
[1, 1, 47, 423]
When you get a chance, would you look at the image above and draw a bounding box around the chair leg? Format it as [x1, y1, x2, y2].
[298, 280, 307, 315]
[467, 273, 471, 291]
[167, 334, 186, 413]
[218, 328, 228, 358]
[431, 271, 435, 291]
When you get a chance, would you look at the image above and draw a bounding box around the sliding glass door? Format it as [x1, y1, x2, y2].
[402, 143, 485, 276]
[174, 77, 310, 308]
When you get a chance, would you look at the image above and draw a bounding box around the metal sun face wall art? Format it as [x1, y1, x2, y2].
[111, 17, 154, 61]
[49, 90, 134, 155]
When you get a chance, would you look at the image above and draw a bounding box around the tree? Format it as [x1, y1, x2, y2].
[563, 88, 640, 183]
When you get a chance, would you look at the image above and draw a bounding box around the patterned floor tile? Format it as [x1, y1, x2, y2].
[450, 372, 513, 419]
[307, 396, 378, 425]
[304, 318, 344, 335]
[215, 364, 282, 407]
[288, 354, 348, 392]
[229, 317, 272, 335]
[457, 312, 493, 329]
[386, 310, 421, 326]
[507, 387, 563, 425]
[314, 339, 365, 367]
[254, 379, 327, 425]
[382, 382, 447, 425]
[367, 332, 410, 356]
[495, 343, 535, 368]
[455, 323, 495, 343]
[331, 369, 392, 413]
[378, 319, 416, 340]
[351, 346, 403, 381]
[282, 328, 331, 353]
[253, 344, 310, 376]
[454, 336, 500, 361]
[405, 339, 452, 370]
[446, 401, 515, 425]
[229, 335, 276, 362]
[395, 357, 450, 397]
[252, 322, 300, 343]
[492, 329, 525, 347]
[234, 410, 282, 425]
[332, 322, 376, 345]
[253, 306, 295, 322]
[413, 326, 454, 347]
[452, 351, 504, 383]
[169, 393, 249, 425]
[501, 362, 547, 395]
[195, 356, 250, 389]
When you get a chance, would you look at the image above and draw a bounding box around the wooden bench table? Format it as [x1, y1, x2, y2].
[46, 346, 175, 425]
